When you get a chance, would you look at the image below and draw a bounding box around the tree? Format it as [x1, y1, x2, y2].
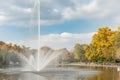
[114, 25, 120, 60]
[73, 43, 85, 61]
[92, 27, 115, 47]
[85, 44, 98, 61]
[114, 25, 120, 50]
[85, 27, 115, 62]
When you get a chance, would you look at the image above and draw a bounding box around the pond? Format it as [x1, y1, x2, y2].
[0, 66, 119, 80]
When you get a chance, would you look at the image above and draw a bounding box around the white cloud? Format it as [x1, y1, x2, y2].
[23, 8, 32, 13]
[16, 32, 95, 50]
[62, 0, 99, 19]
[53, 9, 59, 13]
[0, 0, 34, 27]
[62, 0, 117, 20]
[0, 15, 7, 21]
[61, 32, 72, 38]
[0, 0, 120, 26]
[40, 0, 120, 26]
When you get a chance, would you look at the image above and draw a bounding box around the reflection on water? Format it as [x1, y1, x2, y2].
[0, 66, 119, 80]
[0, 73, 88, 80]
[87, 67, 120, 80]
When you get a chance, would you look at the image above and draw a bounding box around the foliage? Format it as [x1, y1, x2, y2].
[73, 43, 86, 61]
[85, 27, 115, 62]
[114, 25, 120, 60]
[114, 27, 120, 50]
[0, 41, 36, 67]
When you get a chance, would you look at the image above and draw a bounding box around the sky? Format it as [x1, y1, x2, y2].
[0, 0, 120, 50]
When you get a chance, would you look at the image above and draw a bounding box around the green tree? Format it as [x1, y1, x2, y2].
[114, 25, 120, 60]
[73, 43, 85, 61]
[114, 26, 120, 50]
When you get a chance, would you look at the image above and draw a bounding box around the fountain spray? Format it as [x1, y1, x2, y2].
[37, 0, 40, 71]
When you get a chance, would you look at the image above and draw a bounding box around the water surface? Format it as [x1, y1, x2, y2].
[0, 66, 119, 80]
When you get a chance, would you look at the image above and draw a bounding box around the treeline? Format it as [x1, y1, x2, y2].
[0, 41, 36, 67]
[0, 41, 30, 52]
[71, 26, 120, 63]
[0, 26, 120, 66]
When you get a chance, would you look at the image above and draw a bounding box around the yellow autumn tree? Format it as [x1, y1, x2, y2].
[85, 44, 97, 61]
[92, 27, 115, 47]
[85, 27, 115, 62]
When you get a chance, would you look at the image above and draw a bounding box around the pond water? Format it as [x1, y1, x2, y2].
[0, 66, 119, 80]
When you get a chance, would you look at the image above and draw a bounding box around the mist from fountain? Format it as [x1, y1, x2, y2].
[18, 49, 64, 71]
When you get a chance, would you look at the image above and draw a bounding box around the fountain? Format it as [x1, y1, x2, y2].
[37, 0, 40, 71]
[11, 0, 62, 72]
[0, 49, 65, 74]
